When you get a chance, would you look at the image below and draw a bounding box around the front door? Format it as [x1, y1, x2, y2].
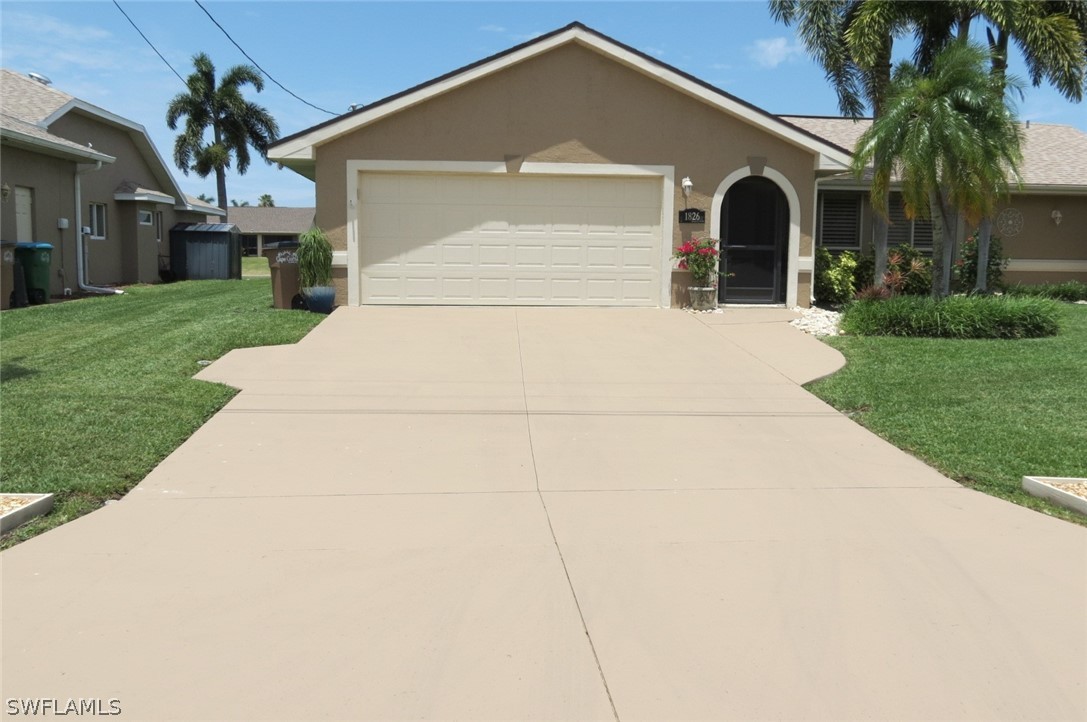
[719, 176, 788, 304]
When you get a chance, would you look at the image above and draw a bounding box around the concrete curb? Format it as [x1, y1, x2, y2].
[0, 493, 55, 534]
[1022, 476, 1087, 516]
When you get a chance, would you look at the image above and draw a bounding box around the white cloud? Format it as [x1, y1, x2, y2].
[509, 31, 545, 42]
[710, 62, 732, 71]
[478, 24, 507, 33]
[748, 37, 804, 69]
[1, 11, 112, 42]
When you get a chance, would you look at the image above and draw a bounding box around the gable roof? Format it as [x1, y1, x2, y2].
[0, 69, 224, 215]
[269, 22, 853, 178]
[782, 115, 1087, 190]
[223, 206, 315, 235]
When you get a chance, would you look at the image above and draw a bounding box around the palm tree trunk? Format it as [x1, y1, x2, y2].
[974, 217, 993, 293]
[871, 39, 893, 287]
[929, 186, 958, 298]
[213, 124, 228, 211]
[972, 29, 1008, 294]
[929, 187, 957, 298]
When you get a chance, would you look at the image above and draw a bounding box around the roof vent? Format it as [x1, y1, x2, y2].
[27, 72, 52, 86]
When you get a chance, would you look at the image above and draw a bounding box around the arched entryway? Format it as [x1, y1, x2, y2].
[718, 176, 790, 304]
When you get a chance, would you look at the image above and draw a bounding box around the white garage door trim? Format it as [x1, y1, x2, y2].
[345, 160, 675, 307]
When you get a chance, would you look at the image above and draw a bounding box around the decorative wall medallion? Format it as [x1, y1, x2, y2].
[997, 207, 1023, 237]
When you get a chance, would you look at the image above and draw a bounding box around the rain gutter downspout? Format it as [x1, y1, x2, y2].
[74, 161, 123, 295]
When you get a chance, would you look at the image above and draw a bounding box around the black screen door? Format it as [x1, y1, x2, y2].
[720, 177, 788, 304]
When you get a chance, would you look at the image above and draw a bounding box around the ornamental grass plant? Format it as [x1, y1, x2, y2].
[841, 294, 1059, 339]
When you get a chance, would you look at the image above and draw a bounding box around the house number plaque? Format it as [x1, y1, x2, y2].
[679, 209, 706, 224]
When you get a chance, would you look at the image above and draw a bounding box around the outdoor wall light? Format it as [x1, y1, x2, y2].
[0, 183, 10, 200]
[681, 176, 693, 203]
[1051, 209, 1063, 226]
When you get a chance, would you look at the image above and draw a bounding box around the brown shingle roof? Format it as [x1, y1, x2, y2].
[0, 69, 72, 124]
[224, 207, 315, 235]
[781, 115, 1087, 188]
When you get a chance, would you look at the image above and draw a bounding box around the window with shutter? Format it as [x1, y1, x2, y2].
[818, 193, 861, 249]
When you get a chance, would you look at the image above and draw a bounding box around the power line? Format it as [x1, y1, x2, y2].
[193, 0, 337, 116]
[112, 0, 186, 85]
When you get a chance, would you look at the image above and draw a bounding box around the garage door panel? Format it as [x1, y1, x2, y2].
[358, 173, 662, 306]
[442, 244, 474, 266]
[479, 244, 512, 267]
[551, 245, 583, 267]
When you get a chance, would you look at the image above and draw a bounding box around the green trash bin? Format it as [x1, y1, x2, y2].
[15, 242, 53, 305]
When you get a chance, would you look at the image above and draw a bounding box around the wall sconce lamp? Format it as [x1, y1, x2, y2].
[1051, 209, 1063, 226]
[681, 176, 693, 205]
[0, 183, 10, 201]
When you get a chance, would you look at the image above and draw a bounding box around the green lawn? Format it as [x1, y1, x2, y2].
[0, 280, 323, 548]
[809, 303, 1087, 524]
[242, 255, 270, 277]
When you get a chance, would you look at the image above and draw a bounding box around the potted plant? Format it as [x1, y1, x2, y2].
[674, 235, 720, 311]
[297, 226, 336, 314]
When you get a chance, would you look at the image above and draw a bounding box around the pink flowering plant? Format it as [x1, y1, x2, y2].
[673, 235, 720, 287]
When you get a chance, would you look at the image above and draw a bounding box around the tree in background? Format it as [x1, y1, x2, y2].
[230, 199, 251, 207]
[852, 42, 1023, 298]
[258, 194, 275, 207]
[167, 53, 279, 212]
[196, 193, 215, 203]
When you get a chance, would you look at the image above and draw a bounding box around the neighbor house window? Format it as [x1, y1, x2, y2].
[88, 203, 107, 239]
[154, 212, 164, 242]
[138, 210, 153, 225]
[818, 193, 862, 250]
[886, 193, 934, 253]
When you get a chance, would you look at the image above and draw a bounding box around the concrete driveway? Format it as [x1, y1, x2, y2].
[3, 307, 1084, 720]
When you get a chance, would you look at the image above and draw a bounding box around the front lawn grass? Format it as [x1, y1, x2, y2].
[242, 255, 270, 277]
[0, 280, 323, 548]
[809, 303, 1087, 525]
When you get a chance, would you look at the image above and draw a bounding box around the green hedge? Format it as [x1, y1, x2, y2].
[840, 295, 1060, 339]
[1004, 281, 1087, 302]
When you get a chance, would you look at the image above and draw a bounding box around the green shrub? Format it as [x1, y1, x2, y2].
[1005, 281, 1087, 302]
[954, 231, 1008, 292]
[297, 226, 333, 288]
[814, 248, 857, 305]
[840, 295, 1060, 339]
[852, 244, 932, 296]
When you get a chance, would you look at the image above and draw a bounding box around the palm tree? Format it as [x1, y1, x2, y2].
[258, 194, 275, 207]
[846, 0, 1086, 291]
[770, 0, 913, 287]
[851, 41, 1023, 298]
[167, 53, 279, 211]
[196, 192, 215, 203]
[230, 199, 251, 207]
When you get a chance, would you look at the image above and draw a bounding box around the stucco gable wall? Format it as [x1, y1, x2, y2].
[316, 42, 817, 261]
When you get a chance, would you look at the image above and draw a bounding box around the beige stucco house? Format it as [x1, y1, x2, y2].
[0, 69, 221, 297]
[269, 23, 1085, 309]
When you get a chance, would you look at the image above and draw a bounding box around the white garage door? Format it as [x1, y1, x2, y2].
[357, 173, 663, 305]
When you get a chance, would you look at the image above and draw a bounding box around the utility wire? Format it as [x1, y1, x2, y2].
[112, 0, 187, 85]
[193, 0, 338, 116]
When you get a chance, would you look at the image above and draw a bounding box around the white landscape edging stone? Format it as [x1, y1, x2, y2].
[0, 494, 55, 534]
[1021, 477, 1087, 516]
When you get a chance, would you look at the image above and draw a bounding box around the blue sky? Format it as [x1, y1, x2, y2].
[3, 1, 1084, 208]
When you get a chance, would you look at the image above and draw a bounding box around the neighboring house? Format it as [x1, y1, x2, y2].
[0, 69, 222, 297]
[212, 206, 315, 255]
[785, 115, 1087, 287]
[268, 23, 1086, 309]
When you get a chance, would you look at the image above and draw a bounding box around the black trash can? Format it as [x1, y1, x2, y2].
[14, 242, 53, 305]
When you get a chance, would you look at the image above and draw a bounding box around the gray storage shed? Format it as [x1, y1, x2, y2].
[169, 223, 242, 281]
